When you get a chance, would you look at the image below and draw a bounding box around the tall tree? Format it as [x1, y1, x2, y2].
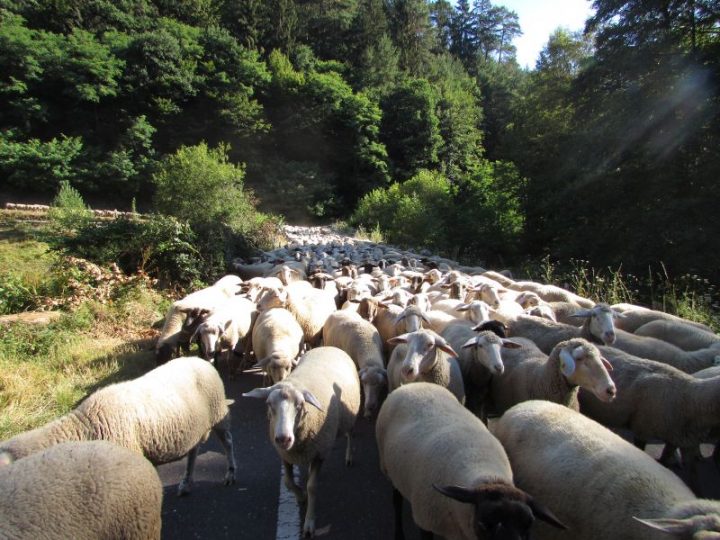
[386, 0, 435, 75]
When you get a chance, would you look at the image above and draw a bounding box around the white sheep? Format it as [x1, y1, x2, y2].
[492, 400, 720, 540]
[376, 383, 567, 540]
[243, 346, 361, 537]
[611, 303, 713, 333]
[489, 338, 616, 415]
[506, 280, 595, 308]
[505, 303, 621, 354]
[155, 274, 243, 364]
[609, 327, 720, 373]
[191, 295, 256, 374]
[386, 329, 464, 403]
[578, 345, 720, 485]
[0, 441, 163, 540]
[0, 356, 236, 496]
[322, 310, 387, 418]
[252, 307, 305, 383]
[633, 318, 720, 351]
[257, 284, 336, 347]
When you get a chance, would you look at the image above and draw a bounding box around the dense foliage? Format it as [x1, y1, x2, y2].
[0, 0, 718, 281]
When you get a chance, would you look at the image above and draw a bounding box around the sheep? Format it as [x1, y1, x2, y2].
[441, 324, 520, 420]
[191, 295, 256, 374]
[611, 304, 713, 333]
[633, 318, 720, 351]
[0, 441, 163, 540]
[155, 275, 243, 364]
[376, 383, 567, 540]
[525, 304, 557, 322]
[424, 309, 469, 335]
[609, 327, 720, 373]
[492, 400, 720, 540]
[479, 270, 516, 287]
[489, 299, 526, 325]
[455, 299, 492, 325]
[257, 284, 336, 347]
[505, 303, 621, 354]
[268, 262, 307, 285]
[489, 338, 616, 416]
[506, 281, 595, 308]
[578, 346, 720, 485]
[243, 347, 361, 537]
[322, 310, 387, 418]
[386, 329, 465, 403]
[546, 300, 587, 325]
[252, 307, 305, 384]
[0, 356, 236, 496]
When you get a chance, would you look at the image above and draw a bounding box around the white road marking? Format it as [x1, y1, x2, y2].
[276, 464, 301, 540]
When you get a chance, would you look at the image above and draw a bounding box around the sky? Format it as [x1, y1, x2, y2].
[494, 0, 596, 69]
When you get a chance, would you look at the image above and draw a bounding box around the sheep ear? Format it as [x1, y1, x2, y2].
[462, 337, 478, 349]
[632, 516, 696, 535]
[253, 356, 271, 369]
[388, 333, 410, 345]
[569, 309, 592, 318]
[432, 483, 476, 504]
[243, 386, 275, 400]
[501, 339, 523, 349]
[559, 349, 576, 377]
[434, 336, 458, 356]
[291, 357, 300, 366]
[302, 390, 323, 411]
[394, 313, 406, 325]
[612, 310, 627, 319]
[420, 312, 431, 324]
[527, 498, 568, 530]
[455, 303, 470, 312]
[601, 357, 613, 371]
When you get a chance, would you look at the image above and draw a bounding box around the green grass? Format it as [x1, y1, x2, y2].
[521, 257, 720, 332]
[0, 219, 168, 439]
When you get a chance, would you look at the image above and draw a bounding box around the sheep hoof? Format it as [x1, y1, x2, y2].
[345, 456, 354, 467]
[295, 490, 307, 504]
[224, 471, 236, 486]
[177, 479, 191, 496]
[302, 518, 316, 538]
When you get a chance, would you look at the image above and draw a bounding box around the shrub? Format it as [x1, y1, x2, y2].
[47, 180, 94, 234]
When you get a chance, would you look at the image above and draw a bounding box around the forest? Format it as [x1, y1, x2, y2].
[0, 0, 718, 282]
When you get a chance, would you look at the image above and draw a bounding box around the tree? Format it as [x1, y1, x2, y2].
[152, 142, 256, 232]
[386, 0, 436, 75]
[380, 78, 442, 180]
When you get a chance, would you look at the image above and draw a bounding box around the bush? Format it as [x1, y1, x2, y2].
[47, 180, 94, 234]
[49, 214, 204, 288]
[0, 272, 36, 315]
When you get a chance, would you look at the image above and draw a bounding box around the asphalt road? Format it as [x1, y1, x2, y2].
[157, 368, 720, 540]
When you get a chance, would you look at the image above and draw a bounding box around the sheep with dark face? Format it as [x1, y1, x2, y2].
[493, 400, 720, 540]
[376, 383, 567, 540]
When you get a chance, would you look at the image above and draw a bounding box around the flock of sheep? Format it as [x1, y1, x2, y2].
[2, 225, 720, 539]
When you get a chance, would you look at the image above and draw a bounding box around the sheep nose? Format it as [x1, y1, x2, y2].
[494, 364, 504, 375]
[606, 385, 617, 400]
[604, 332, 616, 344]
[275, 434, 293, 449]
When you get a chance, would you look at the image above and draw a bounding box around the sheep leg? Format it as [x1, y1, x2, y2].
[212, 425, 236, 486]
[713, 443, 720, 469]
[345, 432, 354, 467]
[177, 445, 199, 496]
[681, 446, 702, 495]
[303, 457, 323, 538]
[633, 436, 647, 451]
[659, 444, 681, 467]
[393, 488, 405, 540]
[283, 460, 305, 503]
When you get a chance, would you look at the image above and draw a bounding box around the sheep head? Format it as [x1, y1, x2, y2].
[571, 303, 618, 345]
[243, 383, 322, 451]
[461, 331, 520, 376]
[388, 331, 457, 383]
[554, 339, 616, 402]
[358, 366, 388, 418]
[433, 482, 567, 539]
